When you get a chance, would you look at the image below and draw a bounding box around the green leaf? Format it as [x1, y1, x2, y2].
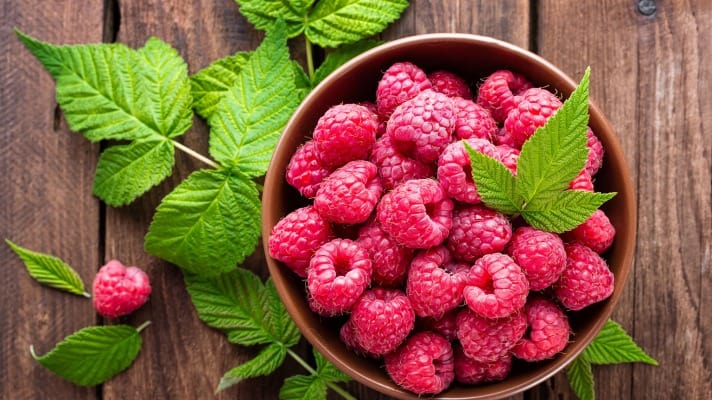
[30, 323, 148, 386]
[208, 20, 300, 177]
[6, 240, 88, 297]
[235, 0, 314, 37]
[217, 342, 287, 392]
[144, 169, 261, 275]
[520, 190, 616, 233]
[465, 142, 522, 215]
[93, 139, 175, 207]
[312, 39, 381, 85]
[279, 375, 327, 400]
[566, 352, 595, 400]
[314, 349, 350, 383]
[305, 0, 409, 48]
[291, 61, 312, 96]
[190, 51, 252, 119]
[585, 320, 658, 365]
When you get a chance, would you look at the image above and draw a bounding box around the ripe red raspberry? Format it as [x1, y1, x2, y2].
[586, 127, 605, 175]
[554, 243, 615, 310]
[494, 126, 517, 147]
[377, 179, 454, 249]
[384, 331, 454, 395]
[285, 141, 331, 198]
[463, 253, 529, 319]
[92, 260, 151, 319]
[428, 70, 472, 99]
[268, 206, 333, 278]
[356, 218, 413, 287]
[569, 168, 594, 191]
[359, 101, 386, 137]
[387, 89, 456, 164]
[376, 62, 432, 117]
[452, 97, 498, 142]
[504, 87, 563, 149]
[418, 309, 459, 341]
[307, 239, 372, 315]
[507, 227, 567, 291]
[406, 246, 468, 318]
[348, 288, 415, 356]
[476, 69, 533, 122]
[314, 160, 383, 224]
[495, 144, 520, 175]
[453, 345, 512, 385]
[437, 138, 497, 204]
[564, 209, 616, 253]
[512, 298, 570, 361]
[339, 320, 378, 358]
[312, 103, 378, 168]
[447, 205, 512, 262]
[369, 134, 434, 190]
[456, 308, 527, 363]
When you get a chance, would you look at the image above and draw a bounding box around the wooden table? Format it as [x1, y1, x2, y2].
[2, 0, 710, 399]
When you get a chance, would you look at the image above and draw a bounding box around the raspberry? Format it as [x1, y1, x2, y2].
[554, 243, 615, 310]
[512, 298, 570, 361]
[369, 134, 434, 190]
[418, 309, 459, 341]
[564, 209, 616, 253]
[428, 70, 472, 99]
[285, 141, 331, 198]
[384, 332, 454, 395]
[314, 160, 383, 224]
[268, 206, 333, 278]
[307, 239, 372, 315]
[586, 127, 604, 175]
[387, 89, 456, 164]
[447, 205, 512, 262]
[406, 246, 468, 318]
[348, 288, 415, 356]
[463, 253, 529, 319]
[453, 345, 512, 385]
[356, 217, 413, 287]
[452, 97, 498, 141]
[340, 320, 378, 358]
[312, 103, 378, 168]
[377, 179, 454, 249]
[507, 227, 567, 291]
[569, 168, 594, 191]
[359, 101, 387, 137]
[92, 260, 151, 319]
[456, 308, 527, 363]
[437, 138, 497, 204]
[476, 69, 533, 122]
[493, 126, 517, 147]
[495, 144, 520, 175]
[376, 62, 432, 117]
[504, 87, 563, 149]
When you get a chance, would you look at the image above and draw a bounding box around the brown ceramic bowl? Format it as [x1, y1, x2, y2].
[262, 34, 636, 399]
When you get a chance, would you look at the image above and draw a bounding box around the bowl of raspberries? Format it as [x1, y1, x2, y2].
[263, 34, 635, 399]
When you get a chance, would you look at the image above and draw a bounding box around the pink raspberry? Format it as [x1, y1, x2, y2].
[447, 205, 512, 262]
[437, 138, 497, 204]
[376, 62, 432, 117]
[285, 141, 331, 198]
[340, 320, 378, 358]
[377, 179, 454, 249]
[569, 168, 594, 191]
[456, 308, 527, 363]
[495, 144, 520, 175]
[92, 260, 151, 319]
[384, 332, 454, 395]
[463, 253, 529, 319]
[586, 127, 605, 175]
[312, 103, 378, 168]
[356, 218, 413, 287]
[564, 209, 616, 253]
[493, 126, 517, 147]
[504, 87, 563, 149]
[359, 101, 386, 137]
[406, 246, 468, 318]
[507, 227, 567, 291]
[348, 288, 415, 356]
[453, 345, 512, 385]
[554, 243, 615, 310]
[314, 160, 383, 224]
[428, 70, 472, 99]
[452, 97, 498, 141]
[512, 298, 570, 361]
[418, 309, 459, 341]
[476, 70, 533, 122]
[268, 206, 333, 277]
[307, 239, 372, 315]
[387, 89, 456, 163]
[369, 134, 434, 190]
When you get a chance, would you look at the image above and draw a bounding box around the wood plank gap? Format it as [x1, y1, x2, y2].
[102, 0, 120, 43]
[529, 0, 539, 52]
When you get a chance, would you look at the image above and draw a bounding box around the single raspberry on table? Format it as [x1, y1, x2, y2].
[447, 205, 512, 262]
[554, 243, 615, 310]
[495, 144, 520, 175]
[463, 253, 529, 319]
[377, 179, 454, 249]
[406, 246, 468, 318]
[376, 61, 432, 117]
[93, 260, 151, 319]
[476, 69, 533, 123]
[512, 297, 571, 362]
[504, 87, 563, 149]
[437, 138, 498, 204]
[452, 97, 498, 142]
[385, 331, 454, 395]
[418, 308, 460, 341]
[369, 134, 434, 190]
[312, 103, 378, 168]
[507, 226, 567, 291]
[569, 168, 594, 191]
[428, 70, 472, 99]
[307, 239, 372, 315]
[564, 209, 616, 254]
[456, 308, 527, 363]
[356, 217, 413, 287]
[314, 160, 383, 224]
[268, 205, 333, 278]
[285, 140, 331, 198]
[586, 127, 605, 175]
[453, 345, 512, 385]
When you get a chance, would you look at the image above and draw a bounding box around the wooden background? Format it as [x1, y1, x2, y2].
[1, 0, 710, 399]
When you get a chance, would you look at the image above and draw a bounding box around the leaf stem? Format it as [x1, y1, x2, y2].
[82, 291, 91, 298]
[286, 348, 356, 400]
[136, 321, 152, 333]
[305, 37, 315, 80]
[172, 140, 219, 169]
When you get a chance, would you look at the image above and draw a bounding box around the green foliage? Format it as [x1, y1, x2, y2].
[312, 39, 381, 85]
[280, 375, 327, 400]
[191, 51, 252, 119]
[217, 342, 288, 392]
[585, 320, 658, 365]
[566, 352, 595, 400]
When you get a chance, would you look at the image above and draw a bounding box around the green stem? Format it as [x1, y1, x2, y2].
[136, 321, 152, 333]
[286, 348, 356, 400]
[172, 140, 219, 169]
[305, 37, 315, 80]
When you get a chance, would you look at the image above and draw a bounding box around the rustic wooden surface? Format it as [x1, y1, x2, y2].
[1, 0, 710, 399]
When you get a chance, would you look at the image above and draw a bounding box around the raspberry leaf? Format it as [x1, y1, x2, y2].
[465, 142, 522, 215]
[520, 190, 616, 233]
[312, 39, 381, 85]
[566, 352, 595, 400]
[217, 342, 288, 392]
[235, 0, 314, 38]
[314, 348, 351, 384]
[191, 51, 252, 119]
[585, 320, 658, 365]
[280, 375, 327, 400]
[6, 240, 89, 298]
